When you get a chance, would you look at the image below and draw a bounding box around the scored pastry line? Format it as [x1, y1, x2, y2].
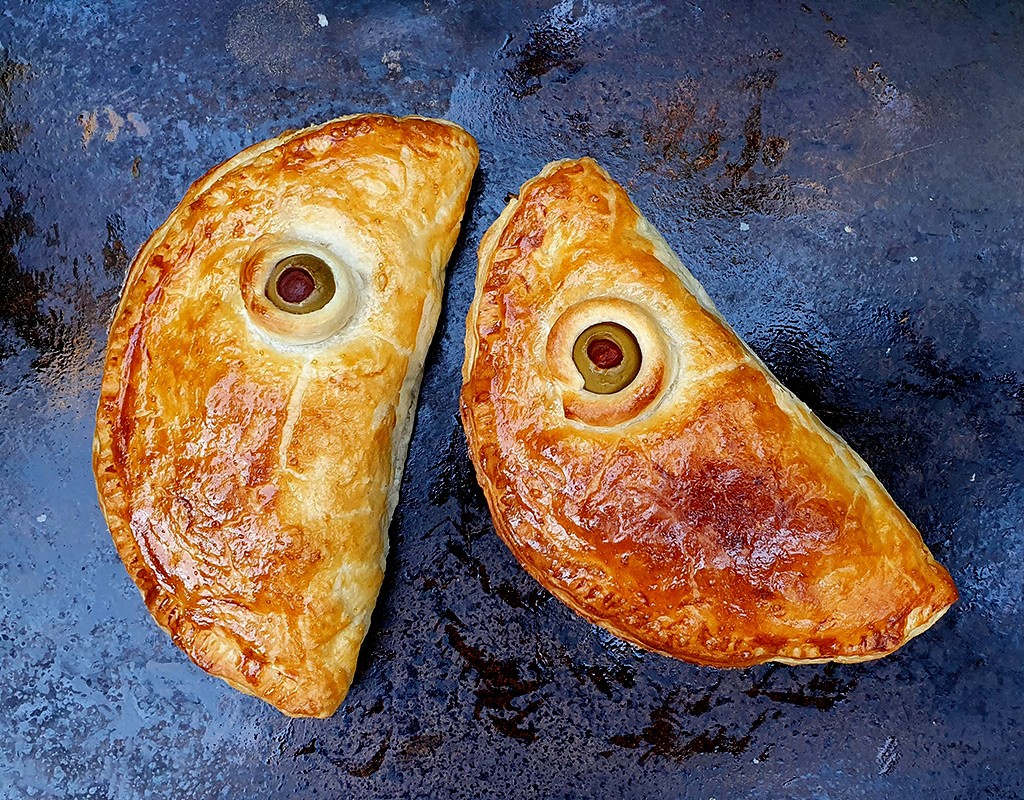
[668, 360, 743, 401]
[374, 331, 414, 359]
[277, 358, 313, 477]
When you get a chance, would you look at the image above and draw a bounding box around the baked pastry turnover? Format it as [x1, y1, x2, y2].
[94, 114, 478, 716]
[461, 158, 957, 667]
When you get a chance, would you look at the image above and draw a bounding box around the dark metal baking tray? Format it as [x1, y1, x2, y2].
[2, 1, 1022, 797]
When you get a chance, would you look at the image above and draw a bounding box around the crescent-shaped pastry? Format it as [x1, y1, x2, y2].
[461, 158, 957, 667]
[94, 114, 478, 717]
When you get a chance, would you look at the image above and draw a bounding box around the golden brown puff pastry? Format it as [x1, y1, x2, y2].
[461, 158, 957, 667]
[93, 114, 478, 717]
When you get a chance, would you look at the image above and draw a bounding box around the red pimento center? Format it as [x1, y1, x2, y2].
[276, 266, 315, 304]
[587, 337, 624, 370]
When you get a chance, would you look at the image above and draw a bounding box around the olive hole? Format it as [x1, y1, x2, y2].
[573, 322, 642, 394]
[265, 254, 336, 314]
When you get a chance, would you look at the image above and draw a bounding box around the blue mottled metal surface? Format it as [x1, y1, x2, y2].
[1, 1, 1022, 797]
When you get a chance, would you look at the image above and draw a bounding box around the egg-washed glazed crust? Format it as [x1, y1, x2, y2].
[93, 114, 478, 717]
[461, 158, 957, 667]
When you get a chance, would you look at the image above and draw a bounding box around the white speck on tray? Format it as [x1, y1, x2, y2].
[910, 256, 918, 262]
[126, 112, 150, 137]
[318, 13, 328, 27]
[971, 473, 976, 482]
[36, 514, 47, 523]
[844, 224, 854, 233]
[382, 50, 403, 78]
[739, 221, 749, 231]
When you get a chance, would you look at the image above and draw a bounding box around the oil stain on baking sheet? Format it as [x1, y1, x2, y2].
[0, 186, 123, 406]
[638, 60, 823, 224]
[286, 729, 392, 779]
[609, 692, 778, 764]
[0, 48, 31, 155]
[743, 663, 860, 711]
[605, 663, 858, 764]
[428, 425, 489, 515]
[0, 37, 143, 409]
[563, 652, 637, 700]
[501, 0, 657, 103]
[426, 427, 550, 611]
[753, 322, 842, 426]
[503, 0, 596, 99]
[445, 615, 550, 744]
[0, 188, 51, 365]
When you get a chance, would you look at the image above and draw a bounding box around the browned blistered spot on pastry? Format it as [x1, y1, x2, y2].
[280, 141, 315, 172]
[571, 368, 845, 596]
[514, 228, 545, 259]
[240, 650, 266, 685]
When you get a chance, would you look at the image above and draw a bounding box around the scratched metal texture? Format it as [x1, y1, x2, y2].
[1, 0, 1022, 797]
